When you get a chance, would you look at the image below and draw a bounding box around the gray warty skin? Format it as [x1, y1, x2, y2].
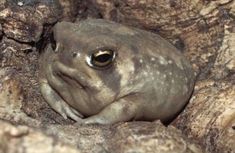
[39, 19, 196, 124]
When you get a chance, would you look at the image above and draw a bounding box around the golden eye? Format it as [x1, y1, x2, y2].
[87, 50, 115, 68]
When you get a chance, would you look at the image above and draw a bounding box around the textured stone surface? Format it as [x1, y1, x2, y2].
[175, 79, 235, 153]
[0, 65, 40, 126]
[44, 121, 203, 153]
[0, 120, 203, 153]
[211, 17, 235, 79]
[0, 120, 80, 153]
[0, 0, 81, 43]
[173, 1, 235, 153]
[58, 0, 81, 21]
[0, 1, 61, 42]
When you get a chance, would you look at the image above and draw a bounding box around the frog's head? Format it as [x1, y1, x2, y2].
[48, 19, 145, 114]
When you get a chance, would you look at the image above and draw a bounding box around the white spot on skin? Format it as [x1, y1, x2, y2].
[171, 79, 175, 83]
[139, 59, 143, 63]
[159, 56, 168, 65]
[143, 72, 148, 76]
[163, 74, 166, 78]
[156, 71, 160, 75]
[168, 60, 173, 64]
[80, 76, 84, 81]
[169, 72, 172, 75]
[146, 65, 150, 70]
[117, 60, 135, 87]
[151, 57, 155, 61]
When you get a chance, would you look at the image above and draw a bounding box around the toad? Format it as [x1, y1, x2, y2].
[39, 19, 196, 124]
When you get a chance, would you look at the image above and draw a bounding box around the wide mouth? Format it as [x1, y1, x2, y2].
[57, 71, 86, 90]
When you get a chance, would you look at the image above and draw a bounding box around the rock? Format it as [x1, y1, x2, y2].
[211, 20, 235, 79]
[0, 37, 33, 66]
[58, 0, 81, 21]
[44, 121, 203, 153]
[0, 67, 40, 126]
[175, 79, 235, 152]
[106, 122, 202, 153]
[0, 1, 61, 42]
[0, 120, 80, 153]
[172, 2, 235, 153]
[0, 120, 203, 153]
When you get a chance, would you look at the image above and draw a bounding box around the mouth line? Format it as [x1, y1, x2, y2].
[57, 72, 86, 90]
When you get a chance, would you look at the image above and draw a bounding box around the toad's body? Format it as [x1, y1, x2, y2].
[39, 19, 196, 124]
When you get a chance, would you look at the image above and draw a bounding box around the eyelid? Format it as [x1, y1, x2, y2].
[93, 50, 112, 57]
[89, 46, 116, 55]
